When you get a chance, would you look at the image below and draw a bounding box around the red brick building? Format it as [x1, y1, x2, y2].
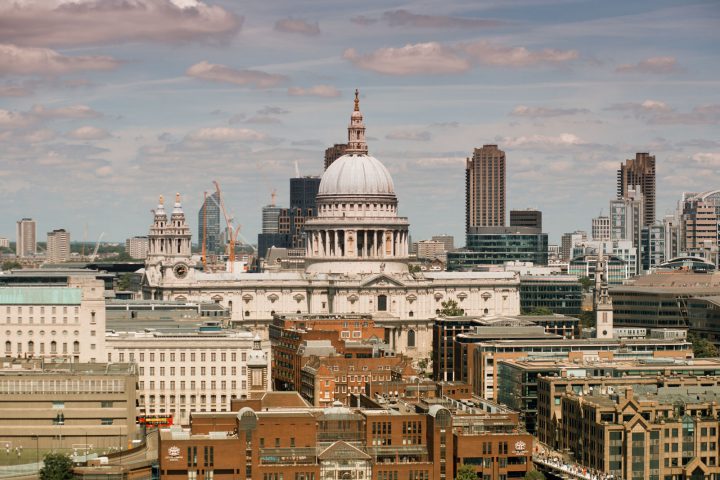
[158, 392, 533, 480]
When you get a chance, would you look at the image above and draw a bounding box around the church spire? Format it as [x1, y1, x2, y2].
[346, 88, 368, 155]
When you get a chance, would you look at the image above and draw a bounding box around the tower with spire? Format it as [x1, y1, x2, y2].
[145, 193, 193, 293]
[346, 89, 368, 155]
[595, 249, 614, 339]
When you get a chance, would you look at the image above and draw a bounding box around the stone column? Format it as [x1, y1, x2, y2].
[333, 229, 339, 258]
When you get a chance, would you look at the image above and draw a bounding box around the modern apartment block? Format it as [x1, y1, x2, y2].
[0, 359, 138, 449]
[618, 152, 656, 226]
[540, 373, 720, 480]
[0, 276, 106, 362]
[324, 143, 348, 170]
[125, 235, 149, 259]
[416, 240, 446, 260]
[15, 218, 36, 257]
[536, 369, 720, 450]
[466, 145, 506, 231]
[46, 228, 70, 263]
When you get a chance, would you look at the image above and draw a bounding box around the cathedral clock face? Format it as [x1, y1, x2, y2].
[173, 263, 188, 279]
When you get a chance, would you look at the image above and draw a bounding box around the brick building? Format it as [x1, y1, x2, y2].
[158, 392, 532, 480]
[269, 313, 384, 391]
[301, 353, 416, 406]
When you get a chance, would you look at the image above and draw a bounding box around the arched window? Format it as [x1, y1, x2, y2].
[377, 295, 387, 311]
[245, 311, 250, 317]
[408, 311, 414, 317]
[483, 308, 489, 315]
[28, 341, 34, 354]
[73, 341, 80, 354]
[4, 341, 10, 354]
[407, 330, 416, 348]
[50, 341, 57, 354]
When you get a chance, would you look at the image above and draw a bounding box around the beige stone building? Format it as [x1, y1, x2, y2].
[105, 329, 269, 425]
[0, 358, 137, 450]
[0, 276, 106, 363]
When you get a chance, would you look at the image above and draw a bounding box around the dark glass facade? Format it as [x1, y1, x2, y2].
[519, 277, 582, 316]
[448, 227, 548, 270]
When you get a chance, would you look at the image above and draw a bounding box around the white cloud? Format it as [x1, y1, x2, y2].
[30, 104, 101, 120]
[0, 0, 241, 47]
[462, 40, 578, 67]
[186, 61, 288, 88]
[501, 133, 586, 148]
[607, 100, 720, 125]
[186, 127, 266, 143]
[344, 43, 470, 75]
[66, 126, 110, 140]
[511, 105, 589, 117]
[381, 10, 500, 29]
[386, 130, 432, 141]
[692, 152, 720, 168]
[616, 56, 678, 74]
[274, 18, 320, 36]
[288, 85, 341, 97]
[0, 43, 118, 76]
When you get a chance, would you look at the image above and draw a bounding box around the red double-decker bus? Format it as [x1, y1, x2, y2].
[136, 414, 173, 428]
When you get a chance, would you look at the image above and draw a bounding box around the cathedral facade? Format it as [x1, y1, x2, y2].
[143, 92, 521, 361]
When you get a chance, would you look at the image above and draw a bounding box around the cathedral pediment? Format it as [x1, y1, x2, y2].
[359, 274, 406, 288]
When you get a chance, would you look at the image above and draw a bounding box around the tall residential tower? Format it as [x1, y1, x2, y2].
[466, 145, 506, 232]
[16, 218, 36, 257]
[617, 152, 656, 226]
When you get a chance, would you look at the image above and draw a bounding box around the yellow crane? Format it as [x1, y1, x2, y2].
[212, 180, 243, 272]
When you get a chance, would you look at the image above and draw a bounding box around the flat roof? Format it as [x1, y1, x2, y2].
[0, 287, 81, 305]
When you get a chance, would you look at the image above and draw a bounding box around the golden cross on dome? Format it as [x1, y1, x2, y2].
[354, 88, 359, 111]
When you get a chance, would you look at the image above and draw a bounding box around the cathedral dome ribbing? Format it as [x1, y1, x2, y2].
[318, 153, 395, 197]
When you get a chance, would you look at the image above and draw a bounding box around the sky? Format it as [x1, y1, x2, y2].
[0, 0, 718, 246]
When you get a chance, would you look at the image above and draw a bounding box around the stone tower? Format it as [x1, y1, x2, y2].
[145, 194, 193, 289]
[595, 250, 614, 339]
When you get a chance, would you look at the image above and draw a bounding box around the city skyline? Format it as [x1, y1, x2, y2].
[0, 0, 718, 244]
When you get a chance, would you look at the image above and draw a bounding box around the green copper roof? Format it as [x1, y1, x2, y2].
[0, 287, 81, 305]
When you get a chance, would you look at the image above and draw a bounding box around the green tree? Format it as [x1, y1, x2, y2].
[40, 453, 74, 480]
[1, 261, 22, 271]
[524, 470, 546, 480]
[578, 310, 595, 329]
[579, 276, 593, 292]
[455, 464, 477, 480]
[688, 333, 719, 358]
[524, 307, 554, 316]
[440, 299, 464, 316]
[409, 264, 422, 274]
[117, 273, 133, 291]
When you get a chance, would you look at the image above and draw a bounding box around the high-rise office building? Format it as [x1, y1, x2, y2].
[261, 205, 282, 234]
[324, 143, 347, 170]
[15, 218, 36, 257]
[46, 229, 70, 263]
[510, 209, 542, 230]
[289, 176, 321, 249]
[617, 152, 656, 226]
[591, 216, 610, 241]
[431, 234, 455, 252]
[560, 231, 587, 262]
[197, 191, 221, 254]
[466, 144, 506, 231]
[641, 222, 665, 272]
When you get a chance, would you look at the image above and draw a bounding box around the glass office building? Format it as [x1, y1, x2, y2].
[448, 227, 548, 270]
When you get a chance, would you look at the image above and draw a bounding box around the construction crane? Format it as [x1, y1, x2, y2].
[212, 180, 243, 273]
[89, 232, 105, 262]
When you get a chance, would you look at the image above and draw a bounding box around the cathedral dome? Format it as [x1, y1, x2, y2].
[318, 153, 395, 197]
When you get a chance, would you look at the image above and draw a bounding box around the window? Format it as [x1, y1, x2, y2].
[101, 418, 113, 425]
[407, 330, 416, 348]
[378, 295, 388, 311]
[101, 401, 113, 408]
